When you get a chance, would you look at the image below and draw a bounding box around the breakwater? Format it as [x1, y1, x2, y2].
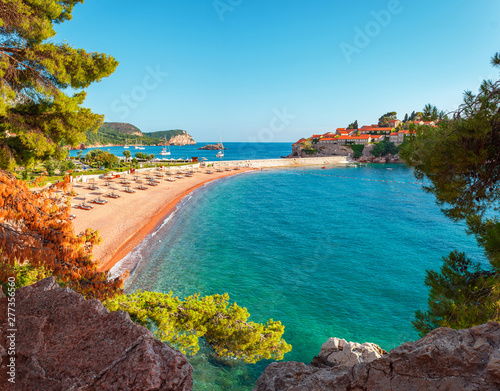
[208, 156, 349, 168]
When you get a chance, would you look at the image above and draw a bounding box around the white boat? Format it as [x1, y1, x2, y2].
[134, 139, 145, 150]
[124, 138, 129, 149]
[216, 137, 224, 158]
[159, 137, 171, 156]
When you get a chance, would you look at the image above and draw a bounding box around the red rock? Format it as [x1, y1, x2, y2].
[253, 322, 500, 391]
[1, 278, 193, 390]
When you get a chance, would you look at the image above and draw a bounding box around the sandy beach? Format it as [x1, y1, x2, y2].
[72, 166, 255, 272]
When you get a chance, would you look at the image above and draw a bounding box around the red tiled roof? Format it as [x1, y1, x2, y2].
[321, 138, 337, 141]
[312, 134, 322, 138]
[336, 128, 346, 131]
[336, 135, 370, 140]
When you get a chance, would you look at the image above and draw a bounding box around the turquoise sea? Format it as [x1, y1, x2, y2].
[69, 142, 293, 162]
[116, 163, 487, 390]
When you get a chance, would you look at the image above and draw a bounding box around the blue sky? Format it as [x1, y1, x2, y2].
[55, 0, 500, 142]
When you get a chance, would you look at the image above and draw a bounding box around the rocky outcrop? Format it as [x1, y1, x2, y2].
[168, 134, 196, 146]
[356, 153, 403, 163]
[253, 322, 500, 391]
[311, 337, 386, 368]
[2, 277, 193, 391]
[198, 143, 227, 150]
[68, 143, 87, 150]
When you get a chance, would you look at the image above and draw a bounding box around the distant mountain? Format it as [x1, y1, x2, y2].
[143, 129, 196, 145]
[84, 123, 195, 147]
[144, 129, 186, 139]
[101, 122, 143, 136]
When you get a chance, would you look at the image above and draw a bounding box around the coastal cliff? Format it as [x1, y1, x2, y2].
[165, 132, 196, 146]
[1, 278, 193, 390]
[288, 142, 403, 163]
[253, 322, 500, 391]
[82, 124, 196, 148]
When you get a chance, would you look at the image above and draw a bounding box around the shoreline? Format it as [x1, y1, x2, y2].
[72, 168, 255, 273]
[72, 157, 349, 275]
[98, 170, 251, 272]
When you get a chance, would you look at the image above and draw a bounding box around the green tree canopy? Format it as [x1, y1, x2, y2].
[421, 104, 448, 122]
[378, 111, 397, 127]
[105, 290, 292, 364]
[401, 52, 500, 335]
[371, 138, 398, 157]
[85, 149, 117, 168]
[347, 120, 358, 129]
[0, 0, 118, 169]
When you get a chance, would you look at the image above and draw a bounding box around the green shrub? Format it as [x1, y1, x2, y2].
[350, 144, 364, 158]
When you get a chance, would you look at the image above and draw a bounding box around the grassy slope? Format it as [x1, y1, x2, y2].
[85, 124, 193, 146]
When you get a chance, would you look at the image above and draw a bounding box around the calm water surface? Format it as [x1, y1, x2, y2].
[118, 164, 485, 390]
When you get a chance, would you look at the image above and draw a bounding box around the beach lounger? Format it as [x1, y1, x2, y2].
[167, 177, 175, 182]
[77, 203, 93, 210]
[124, 187, 136, 193]
[90, 197, 108, 205]
[137, 185, 148, 190]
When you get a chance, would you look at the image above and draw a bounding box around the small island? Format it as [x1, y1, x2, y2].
[289, 111, 441, 162]
[198, 143, 227, 150]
